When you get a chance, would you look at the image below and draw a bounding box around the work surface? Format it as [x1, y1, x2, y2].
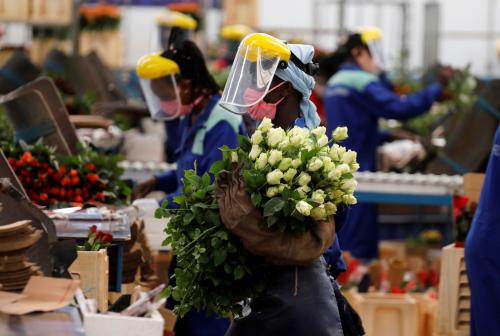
[0, 306, 84, 336]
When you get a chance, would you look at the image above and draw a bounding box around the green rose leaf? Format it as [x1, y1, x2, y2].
[251, 192, 262, 207]
[263, 197, 285, 217]
[234, 265, 245, 280]
[214, 248, 227, 266]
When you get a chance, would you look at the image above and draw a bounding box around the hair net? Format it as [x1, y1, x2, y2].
[275, 44, 320, 129]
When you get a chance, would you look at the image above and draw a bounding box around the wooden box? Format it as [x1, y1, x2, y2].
[69, 249, 109, 312]
[80, 30, 124, 69]
[31, 38, 71, 65]
[356, 293, 419, 336]
[0, 0, 30, 21]
[436, 244, 470, 336]
[463, 173, 484, 203]
[30, 0, 72, 25]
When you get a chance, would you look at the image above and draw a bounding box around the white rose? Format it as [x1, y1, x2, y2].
[342, 150, 357, 165]
[289, 127, 307, 146]
[342, 194, 357, 205]
[283, 168, 298, 182]
[291, 159, 302, 168]
[311, 205, 327, 220]
[342, 179, 358, 192]
[278, 137, 290, 150]
[278, 158, 292, 171]
[249, 145, 262, 161]
[251, 130, 263, 145]
[296, 185, 311, 198]
[311, 190, 325, 204]
[268, 150, 283, 166]
[255, 153, 268, 169]
[295, 200, 313, 216]
[337, 163, 351, 175]
[297, 172, 311, 186]
[351, 163, 360, 171]
[332, 126, 348, 141]
[231, 151, 239, 162]
[325, 202, 337, 216]
[266, 186, 279, 198]
[317, 134, 329, 147]
[267, 127, 286, 148]
[311, 126, 326, 138]
[327, 169, 341, 181]
[278, 184, 287, 193]
[308, 158, 324, 172]
[329, 144, 346, 161]
[266, 169, 284, 185]
[259, 118, 273, 132]
[329, 189, 344, 200]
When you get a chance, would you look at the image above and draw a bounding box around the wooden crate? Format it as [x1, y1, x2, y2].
[69, 249, 109, 312]
[30, 0, 72, 25]
[0, 0, 30, 21]
[223, 0, 258, 26]
[356, 293, 419, 336]
[436, 244, 470, 336]
[31, 38, 71, 65]
[80, 30, 123, 69]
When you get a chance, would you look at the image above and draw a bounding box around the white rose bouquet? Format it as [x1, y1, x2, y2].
[212, 118, 359, 234]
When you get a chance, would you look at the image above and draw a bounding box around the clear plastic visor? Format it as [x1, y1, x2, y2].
[219, 44, 281, 115]
[366, 39, 385, 71]
[139, 74, 181, 120]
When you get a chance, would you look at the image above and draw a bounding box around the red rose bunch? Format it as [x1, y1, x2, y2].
[8, 151, 106, 206]
[81, 224, 113, 251]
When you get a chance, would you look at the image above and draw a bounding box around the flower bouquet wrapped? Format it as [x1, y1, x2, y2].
[156, 118, 359, 317]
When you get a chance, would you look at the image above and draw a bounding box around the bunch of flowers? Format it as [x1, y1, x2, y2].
[214, 118, 359, 233]
[155, 171, 269, 318]
[156, 119, 359, 317]
[80, 225, 113, 251]
[79, 4, 121, 31]
[3, 140, 130, 206]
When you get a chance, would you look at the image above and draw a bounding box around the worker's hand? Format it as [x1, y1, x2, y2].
[131, 177, 158, 201]
[437, 66, 454, 88]
[391, 130, 422, 143]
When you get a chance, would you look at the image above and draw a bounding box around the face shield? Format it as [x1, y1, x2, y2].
[136, 53, 182, 120]
[152, 11, 197, 52]
[365, 38, 385, 71]
[358, 27, 385, 71]
[220, 33, 291, 115]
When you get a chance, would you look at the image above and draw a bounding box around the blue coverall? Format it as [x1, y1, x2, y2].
[324, 63, 443, 259]
[157, 95, 246, 336]
[465, 125, 500, 336]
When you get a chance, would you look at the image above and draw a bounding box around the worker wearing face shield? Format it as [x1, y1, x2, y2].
[134, 41, 249, 336]
[323, 27, 454, 260]
[218, 33, 364, 336]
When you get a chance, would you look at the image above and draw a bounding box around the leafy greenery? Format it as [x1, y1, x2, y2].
[155, 169, 270, 318]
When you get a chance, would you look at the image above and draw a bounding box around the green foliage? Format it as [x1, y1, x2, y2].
[155, 169, 270, 318]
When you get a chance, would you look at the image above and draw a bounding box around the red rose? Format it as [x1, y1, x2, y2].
[74, 196, 83, 203]
[39, 193, 49, 202]
[70, 169, 78, 177]
[71, 176, 80, 186]
[86, 173, 99, 184]
[21, 151, 33, 163]
[96, 192, 104, 201]
[75, 188, 82, 196]
[49, 186, 59, 195]
[100, 232, 113, 244]
[86, 163, 95, 171]
[61, 176, 70, 186]
[89, 225, 98, 234]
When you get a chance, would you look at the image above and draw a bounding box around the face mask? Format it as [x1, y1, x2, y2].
[180, 95, 205, 116]
[244, 81, 287, 120]
[159, 99, 180, 117]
